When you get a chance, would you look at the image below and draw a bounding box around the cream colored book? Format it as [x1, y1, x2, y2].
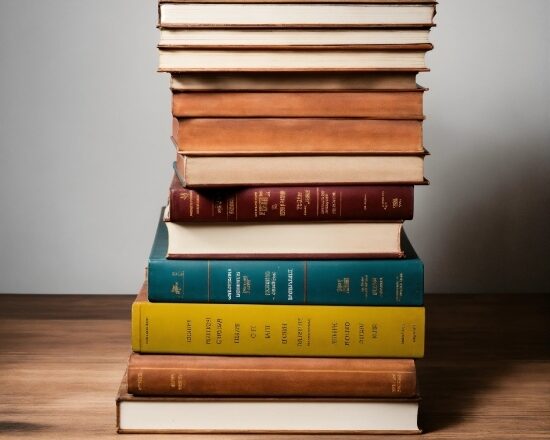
[164, 218, 404, 258]
[158, 49, 428, 71]
[175, 154, 425, 186]
[159, 28, 430, 47]
[159, 3, 435, 27]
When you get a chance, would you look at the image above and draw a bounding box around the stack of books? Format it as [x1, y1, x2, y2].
[116, 0, 436, 434]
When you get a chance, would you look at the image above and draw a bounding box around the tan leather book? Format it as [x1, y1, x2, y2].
[175, 153, 426, 186]
[172, 117, 423, 154]
[127, 353, 417, 398]
[172, 90, 423, 118]
[170, 71, 420, 90]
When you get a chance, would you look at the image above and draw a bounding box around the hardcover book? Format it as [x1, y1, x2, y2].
[159, 28, 431, 47]
[172, 117, 423, 154]
[127, 353, 417, 397]
[175, 153, 426, 186]
[149, 208, 424, 304]
[171, 90, 424, 118]
[158, 48, 430, 71]
[170, 71, 420, 90]
[164, 217, 404, 259]
[132, 282, 425, 357]
[166, 172, 414, 221]
[158, 3, 436, 28]
[117, 372, 421, 433]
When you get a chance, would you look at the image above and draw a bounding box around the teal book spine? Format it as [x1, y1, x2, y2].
[148, 209, 423, 306]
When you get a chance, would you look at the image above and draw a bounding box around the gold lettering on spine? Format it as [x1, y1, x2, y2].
[279, 190, 286, 216]
[205, 317, 212, 344]
[258, 191, 270, 216]
[392, 373, 402, 393]
[281, 323, 288, 344]
[189, 191, 194, 217]
[216, 318, 223, 344]
[381, 190, 388, 211]
[303, 189, 311, 216]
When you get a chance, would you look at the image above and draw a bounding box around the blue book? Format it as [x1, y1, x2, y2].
[148, 209, 423, 305]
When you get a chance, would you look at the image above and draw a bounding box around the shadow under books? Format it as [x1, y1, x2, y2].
[416, 292, 550, 432]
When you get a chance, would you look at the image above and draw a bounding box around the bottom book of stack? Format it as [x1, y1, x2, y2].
[116, 353, 420, 434]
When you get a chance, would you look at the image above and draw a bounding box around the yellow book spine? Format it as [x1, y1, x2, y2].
[131, 297, 424, 358]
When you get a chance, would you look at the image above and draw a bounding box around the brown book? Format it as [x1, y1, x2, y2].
[170, 71, 420, 90]
[175, 153, 426, 187]
[172, 90, 423, 118]
[127, 353, 417, 398]
[117, 371, 421, 433]
[166, 173, 414, 221]
[173, 118, 423, 154]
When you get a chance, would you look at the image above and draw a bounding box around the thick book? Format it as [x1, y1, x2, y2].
[149, 209, 424, 304]
[167, 173, 414, 221]
[164, 218, 404, 259]
[173, 117, 424, 154]
[170, 71, 419, 90]
[132, 282, 425, 357]
[172, 90, 424, 118]
[173, 117, 423, 154]
[117, 372, 421, 434]
[127, 353, 417, 397]
[160, 28, 431, 47]
[158, 48, 430, 71]
[158, 3, 436, 28]
[175, 153, 426, 186]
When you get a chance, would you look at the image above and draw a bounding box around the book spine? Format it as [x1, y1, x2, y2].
[174, 118, 423, 154]
[171, 91, 424, 118]
[169, 185, 413, 221]
[148, 259, 423, 305]
[131, 301, 425, 357]
[127, 354, 417, 398]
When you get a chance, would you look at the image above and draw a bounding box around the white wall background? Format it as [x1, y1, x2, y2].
[0, 1, 549, 294]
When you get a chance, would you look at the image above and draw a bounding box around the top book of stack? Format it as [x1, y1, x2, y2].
[157, 1, 436, 71]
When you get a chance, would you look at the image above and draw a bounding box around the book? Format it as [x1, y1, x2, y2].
[132, 282, 425, 357]
[164, 218, 404, 259]
[170, 71, 420, 90]
[158, 3, 436, 28]
[172, 90, 424, 118]
[159, 28, 431, 47]
[127, 353, 417, 397]
[149, 209, 424, 304]
[117, 372, 421, 434]
[175, 153, 426, 186]
[166, 173, 414, 221]
[172, 117, 423, 154]
[158, 48, 430, 71]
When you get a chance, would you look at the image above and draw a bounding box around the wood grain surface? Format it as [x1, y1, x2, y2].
[0, 293, 548, 439]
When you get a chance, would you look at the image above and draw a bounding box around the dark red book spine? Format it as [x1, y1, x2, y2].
[168, 175, 413, 222]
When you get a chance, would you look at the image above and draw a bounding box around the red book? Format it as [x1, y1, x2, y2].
[166, 173, 413, 222]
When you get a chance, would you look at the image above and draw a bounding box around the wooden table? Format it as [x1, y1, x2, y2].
[0, 293, 548, 439]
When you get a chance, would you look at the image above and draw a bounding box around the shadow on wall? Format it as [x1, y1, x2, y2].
[411, 117, 550, 294]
